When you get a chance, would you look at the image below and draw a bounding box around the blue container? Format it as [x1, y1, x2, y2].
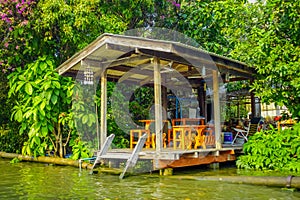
[223, 132, 233, 144]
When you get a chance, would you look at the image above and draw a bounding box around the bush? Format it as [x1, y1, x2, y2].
[236, 123, 300, 172]
[0, 129, 28, 154]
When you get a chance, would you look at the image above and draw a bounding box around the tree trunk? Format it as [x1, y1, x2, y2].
[0, 152, 93, 169]
[58, 122, 63, 158]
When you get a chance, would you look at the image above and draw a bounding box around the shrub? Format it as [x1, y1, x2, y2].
[236, 123, 300, 172]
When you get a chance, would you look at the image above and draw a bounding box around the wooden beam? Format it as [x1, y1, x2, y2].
[100, 70, 107, 148]
[154, 57, 163, 152]
[57, 35, 110, 75]
[213, 70, 222, 150]
[84, 55, 151, 68]
[157, 151, 236, 169]
[92, 56, 152, 78]
[172, 44, 255, 78]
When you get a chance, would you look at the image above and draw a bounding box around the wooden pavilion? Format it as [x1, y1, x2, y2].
[56, 33, 256, 172]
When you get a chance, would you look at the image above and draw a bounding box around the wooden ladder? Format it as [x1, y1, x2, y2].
[119, 133, 147, 179]
[89, 134, 115, 174]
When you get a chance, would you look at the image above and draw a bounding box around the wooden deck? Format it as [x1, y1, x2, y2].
[98, 144, 243, 170]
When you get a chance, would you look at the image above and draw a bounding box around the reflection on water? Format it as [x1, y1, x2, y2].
[1, 158, 300, 199]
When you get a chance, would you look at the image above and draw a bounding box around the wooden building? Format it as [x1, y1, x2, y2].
[56, 33, 256, 172]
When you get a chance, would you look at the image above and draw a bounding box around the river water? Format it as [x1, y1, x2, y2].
[1, 158, 300, 199]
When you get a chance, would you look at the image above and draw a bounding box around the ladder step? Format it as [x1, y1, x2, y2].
[100, 153, 131, 160]
[89, 134, 115, 173]
[119, 133, 148, 179]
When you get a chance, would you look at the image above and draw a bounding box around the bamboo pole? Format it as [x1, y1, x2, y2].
[0, 152, 93, 170]
[165, 175, 300, 189]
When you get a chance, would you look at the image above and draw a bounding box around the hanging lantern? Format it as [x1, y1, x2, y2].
[83, 66, 94, 85]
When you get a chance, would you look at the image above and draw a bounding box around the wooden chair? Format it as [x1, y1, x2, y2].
[194, 134, 206, 149]
[130, 129, 151, 149]
[151, 133, 167, 149]
[193, 125, 207, 149]
[204, 128, 215, 146]
[173, 126, 192, 150]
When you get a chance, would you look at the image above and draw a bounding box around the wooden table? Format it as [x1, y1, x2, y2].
[172, 118, 205, 126]
[139, 119, 169, 130]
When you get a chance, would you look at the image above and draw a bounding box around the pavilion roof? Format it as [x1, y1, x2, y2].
[56, 33, 256, 84]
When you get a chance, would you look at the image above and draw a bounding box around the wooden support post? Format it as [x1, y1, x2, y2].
[159, 168, 173, 176]
[162, 79, 168, 136]
[100, 70, 107, 149]
[209, 163, 220, 169]
[198, 81, 206, 120]
[154, 57, 163, 152]
[213, 70, 222, 149]
[250, 79, 256, 117]
[94, 79, 100, 150]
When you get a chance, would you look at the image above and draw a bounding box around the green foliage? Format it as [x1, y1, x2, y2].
[129, 86, 154, 122]
[220, 0, 300, 118]
[8, 56, 74, 157]
[1, 0, 158, 156]
[70, 140, 91, 160]
[96, 82, 130, 148]
[225, 81, 250, 93]
[102, 82, 154, 148]
[160, 0, 238, 54]
[237, 123, 300, 172]
[164, 0, 300, 118]
[33, 0, 156, 63]
[0, 72, 11, 127]
[10, 157, 21, 164]
[0, 128, 27, 154]
[0, 0, 37, 71]
[71, 83, 98, 151]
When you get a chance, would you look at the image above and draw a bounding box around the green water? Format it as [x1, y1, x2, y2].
[1, 158, 300, 200]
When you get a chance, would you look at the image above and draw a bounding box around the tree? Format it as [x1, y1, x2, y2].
[217, 0, 300, 118]
[161, 0, 300, 118]
[8, 56, 75, 157]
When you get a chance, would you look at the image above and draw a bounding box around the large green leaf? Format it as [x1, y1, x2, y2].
[52, 81, 61, 89]
[25, 83, 33, 95]
[82, 115, 88, 124]
[40, 101, 46, 110]
[39, 61, 47, 71]
[51, 95, 58, 105]
[15, 81, 26, 92]
[41, 126, 48, 137]
[14, 110, 23, 122]
[43, 81, 51, 91]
